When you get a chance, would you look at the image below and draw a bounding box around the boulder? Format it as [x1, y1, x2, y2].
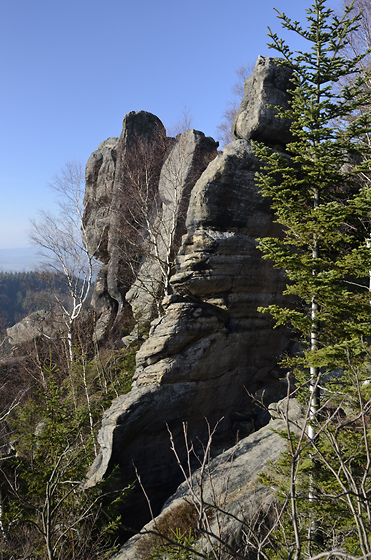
[232, 55, 292, 150]
[6, 309, 63, 346]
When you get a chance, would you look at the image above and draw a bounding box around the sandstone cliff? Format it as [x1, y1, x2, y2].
[83, 112, 218, 340]
[84, 56, 294, 545]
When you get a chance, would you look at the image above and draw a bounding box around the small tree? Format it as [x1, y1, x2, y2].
[118, 128, 216, 320]
[342, 0, 371, 71]
[30, 161, 98, 365]
[113, 129, 167, 315]
[252, 0, 371, 556]
[166, 105, 194, 137]
[0, 361, 127, 560]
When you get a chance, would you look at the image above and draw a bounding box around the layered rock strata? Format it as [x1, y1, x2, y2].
[232, 55, 292, 150]
[86, 145, 290, 525]
[85, 55, 293, 538]
[126, 128, 218, 322]
[83, 112, 218, 340]
[83, 112, 167, 340]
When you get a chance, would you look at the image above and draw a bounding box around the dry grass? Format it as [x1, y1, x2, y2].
[137, 499, 200, 559]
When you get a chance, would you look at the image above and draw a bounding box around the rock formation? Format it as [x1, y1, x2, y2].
[126, 129, 218, 322]
[84, 56, 294, 542]
[232, 55, 292, 150]
[3, 57, 294, 552]
[7, 309, 63, 346]
[83, 112, 218, 340]
[85, 138, 291, 530]
[113, 398, 304, 560]
[83, 112, 167, 340]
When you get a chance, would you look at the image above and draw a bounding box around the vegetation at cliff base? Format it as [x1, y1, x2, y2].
[0, 307, 139, 558]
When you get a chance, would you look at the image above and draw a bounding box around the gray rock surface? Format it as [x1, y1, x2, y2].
[112, 398, 304, 560]
[84, 55, 294, 548]
[126, 129, 218, 322]
[107, 111, 167, 318]
[6, 310, 62, 346]
[83, 111, 167, 339]
[84, 136, 119, 262]
[85, 137, 291, 530]
[232, 55, 292, 150]
[83, 114, 217, 339]
[90, 264, 118, 342]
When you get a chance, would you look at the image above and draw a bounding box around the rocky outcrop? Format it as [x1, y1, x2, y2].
[133, 140, 289, 394]
[84, 136, 119, 262]
[83, 113, 218, 339]
[6, 309, 62, 346]
[106, 112, 167, 319]
[232, 55, 292, 150]
[85, 138, 291, 530]
[112, 398, 304, 560]
[126, 129, 218, 322]
[83, 112, 167, 339]
[84, 56, 294, 543]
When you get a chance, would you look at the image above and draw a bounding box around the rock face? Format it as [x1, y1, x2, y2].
[113, 398, 304, 560]
[126, 129, 218, 322]
[83, 134, 123, 341]
[134, 140, 289, 395]
[83, 113, 218, 339]
[84, 136, 119, 263]
[84, 56, 294, 543]
[85, 146, 290, 509]
[232, 55, 292, 150]
[83, 111, 167, 339]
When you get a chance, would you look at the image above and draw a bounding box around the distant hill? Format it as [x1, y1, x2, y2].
[0, 271, 57, 330]
[0, 270, 93, 339]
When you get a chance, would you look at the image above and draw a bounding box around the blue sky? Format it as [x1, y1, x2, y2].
[0, 0, 336, 256]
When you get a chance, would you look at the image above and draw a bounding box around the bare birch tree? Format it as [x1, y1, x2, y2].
[30, 161, 98, 365]
[119, 128, 217, 321]
[166, 105, 193, 137]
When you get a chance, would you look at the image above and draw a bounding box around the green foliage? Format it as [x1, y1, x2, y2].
[149, 528, 197, 560]
[251, 0, 371, 557]
[2, 364, 99, 558]
[259, 393, 371, 558]
[0, 338, 137, 559]
[253, 0, 371, 378]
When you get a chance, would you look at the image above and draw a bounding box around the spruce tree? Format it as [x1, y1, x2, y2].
[253, 0, 371, 556]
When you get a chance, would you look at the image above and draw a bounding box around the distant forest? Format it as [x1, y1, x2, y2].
[0, 271, 58, 330]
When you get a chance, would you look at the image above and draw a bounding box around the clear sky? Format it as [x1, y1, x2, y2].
[0, 0, 337, 253]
